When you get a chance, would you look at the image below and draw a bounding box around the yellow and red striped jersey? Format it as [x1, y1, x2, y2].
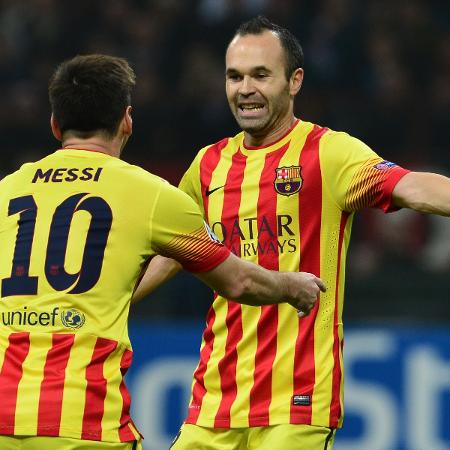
[179, 120, 409, 429]
[0, 149, 229, 442]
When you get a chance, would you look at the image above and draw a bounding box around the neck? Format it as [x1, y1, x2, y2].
[61, 136, 121, 158]
[243, 115, 298, 148]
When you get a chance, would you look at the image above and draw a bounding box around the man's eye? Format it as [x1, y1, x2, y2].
[228, 74, 241, 81]
[256, 73, 268, 79]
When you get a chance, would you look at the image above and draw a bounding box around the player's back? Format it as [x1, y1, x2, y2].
[0, 148, 160, 441]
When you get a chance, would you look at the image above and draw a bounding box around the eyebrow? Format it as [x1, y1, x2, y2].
[225, 68, 239, 76]
[226, 66, 272, 75]
[252, 66, 271, 73]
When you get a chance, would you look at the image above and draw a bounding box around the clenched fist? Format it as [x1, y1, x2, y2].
[281, 272, 326, 317]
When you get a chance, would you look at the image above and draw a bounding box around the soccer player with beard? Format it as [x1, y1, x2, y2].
[136, 16, 450, 450]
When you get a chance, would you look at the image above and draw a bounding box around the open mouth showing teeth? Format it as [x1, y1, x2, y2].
[239, 104, 264, 111]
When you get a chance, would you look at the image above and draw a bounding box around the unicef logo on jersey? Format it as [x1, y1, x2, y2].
[61, 308, 86, 329]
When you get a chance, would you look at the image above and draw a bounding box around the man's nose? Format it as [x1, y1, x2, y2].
[238, 75, 255, 95]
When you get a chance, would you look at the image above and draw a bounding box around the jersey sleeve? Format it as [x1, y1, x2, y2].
[320, 131, 410, 213]
[151, 181, 229, 272]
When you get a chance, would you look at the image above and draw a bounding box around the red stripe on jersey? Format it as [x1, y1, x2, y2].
[187, 140, 230, 424]
[37, 333, 75, 436]
[118, 349, 137, 442]
[200, 138, 229, 222]
[0, 332, 30, 434]
[329, 212, 349, 426]
[187, 305, 217, 424]
[81, 337, 118, 441]
[249, 144, 290, 426]
[214, 150, 247, 427]
[214, 302, 243, 428]
[291, 125, 328, 424]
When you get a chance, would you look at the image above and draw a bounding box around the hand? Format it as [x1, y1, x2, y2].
[283, 272, 326, 317]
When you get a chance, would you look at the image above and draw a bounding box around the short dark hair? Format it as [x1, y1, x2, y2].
[48, 54, 136, 139]
[233, 16, 304, 80]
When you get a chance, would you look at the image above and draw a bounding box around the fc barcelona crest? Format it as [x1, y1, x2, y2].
[274, 166, 303, 196]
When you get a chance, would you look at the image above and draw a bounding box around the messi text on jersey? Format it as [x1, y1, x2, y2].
[32, 167, 103, 183]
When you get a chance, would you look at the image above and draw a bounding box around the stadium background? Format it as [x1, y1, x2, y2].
[0, 1, 448, 449]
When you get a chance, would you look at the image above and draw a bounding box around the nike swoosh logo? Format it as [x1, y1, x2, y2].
[205, 185, 225, 196]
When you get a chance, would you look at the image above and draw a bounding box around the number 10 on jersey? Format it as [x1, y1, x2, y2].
[2, 193, 112, 297]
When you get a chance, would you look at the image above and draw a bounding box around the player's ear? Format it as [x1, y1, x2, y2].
[50, 113, 62, 141]
[289, 68, 304, 96]
[122, 106, 133, 136]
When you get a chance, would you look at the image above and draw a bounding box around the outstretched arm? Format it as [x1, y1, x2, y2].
[392, 172, 450, 216]
[194, 252, 326, 316]
[132, 252, 325, 316]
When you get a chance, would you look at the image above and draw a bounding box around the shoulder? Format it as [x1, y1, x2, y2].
[187, 134, 242, 176]
[197, 132, 243, 158]
[0, 161, 36, 187]
[316, 128, 378, 165]
[110, 159, 170, 187]
[320, 128, 370, 151]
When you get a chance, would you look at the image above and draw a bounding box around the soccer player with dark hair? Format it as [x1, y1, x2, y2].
[0, 53, 326, 450]
[136, 16, 450, 450]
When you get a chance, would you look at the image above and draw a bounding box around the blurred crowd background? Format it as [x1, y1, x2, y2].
[0, 0, 448, 321]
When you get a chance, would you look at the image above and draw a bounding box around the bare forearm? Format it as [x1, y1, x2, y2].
[230, 262, 296, 306]
[195, 253, 325, 313]
[393, 172, 450, 216]
[228, 260, 289, 306]
[132, 256, 182, 303]
[236, 264, 326, 313]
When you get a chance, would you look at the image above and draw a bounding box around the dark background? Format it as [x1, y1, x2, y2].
[1, 0, 448, 322]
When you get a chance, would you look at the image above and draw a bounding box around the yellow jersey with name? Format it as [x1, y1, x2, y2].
[0, 149, 229, 442]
